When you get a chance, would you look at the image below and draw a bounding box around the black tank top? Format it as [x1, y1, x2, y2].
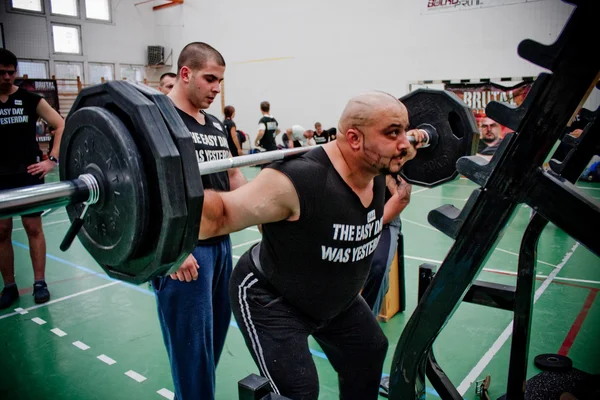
[0, 87, 43, 174]
[258, 115, 278, 151]
[260, 147, 386, 320]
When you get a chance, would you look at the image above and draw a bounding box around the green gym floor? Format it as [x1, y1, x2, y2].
[1, 167, 599, 400]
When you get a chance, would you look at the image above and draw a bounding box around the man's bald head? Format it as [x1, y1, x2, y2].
[338, 91, 407, 134]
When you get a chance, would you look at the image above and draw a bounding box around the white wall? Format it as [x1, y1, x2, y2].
[0, 0, 159, 80]
[3, 0, 594, 137]
[153, 0, 581, 143]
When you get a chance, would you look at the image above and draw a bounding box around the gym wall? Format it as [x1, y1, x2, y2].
[0, 0, 155, 80]
[153, 0, 576, 143]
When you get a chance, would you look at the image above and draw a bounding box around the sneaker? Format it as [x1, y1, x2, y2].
[0, 285, 19, 310]
[33, 281, 50, 304]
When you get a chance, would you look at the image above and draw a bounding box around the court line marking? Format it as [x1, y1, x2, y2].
[51, 328, 67, 337]
[232, 238, 261, 249]
[97, 354, 117, 365]
[412, 194, 468, 201]
[12, 241, 154, 296]
[401, 221, 558, 267]
[404, 255, 592, 285]
[494, 248, 557, 267]
[73, 341, 90, 350]
[157, 388, 175, 400]
[13, 219, 69, 232]
[456, 242, 579, 395]
[413, 188, 429, 194]
[11, 209, 67, 225]
[481, 267, 600, 286]
[125, 370, 147, 383]
[0, 281, 120, 321]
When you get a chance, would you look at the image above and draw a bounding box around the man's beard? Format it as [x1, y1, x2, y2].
[363, 146, 405, 175]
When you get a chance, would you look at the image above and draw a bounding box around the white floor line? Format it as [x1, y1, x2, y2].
[14, 307, 28, 315]
[232, 238, 261, 249]
[412, 194, 468, 201]
[157, 388, 175, 400]
[72, 341, 90, 350]
[233, 255, 240, 259]
[246, 227, 260, 232]
[412, 187, 429, 194]
[402, 218, 439, 232]
[438, 184, 474, 188]
[51, 328, 67, 337]
[544, 276, 600, 285]
[401, 224, 558, 267]
[125, 370, 147, 383]
[578, 186, 600, 191]
[494, 248, 557, 267]
[13, 219, 69, 232]
[456, 242, 579, 395]
[31, 317, 46, 325]
[481, 267, 600, 285]
[0, 281, 119, 321]
[404, 255, 582, 284]
[97, 354, 116, 365]
[42, 208, 67, 217]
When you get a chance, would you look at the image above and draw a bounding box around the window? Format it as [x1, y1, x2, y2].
[11, 0, 43, 12]
[85, 0, 111, 21]
[51, 24, 81, 54]
[50, 0, 78, 17]
[55, 61, 83, 91]
[17, 60, 48, 79]
[89, 63, 114, 84]
[120, 65, 144, 83]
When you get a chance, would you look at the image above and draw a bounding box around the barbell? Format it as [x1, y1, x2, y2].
[0, 81, 478, 284]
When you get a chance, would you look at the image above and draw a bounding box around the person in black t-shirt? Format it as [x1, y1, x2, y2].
[150, 42, 247, 400]
[313, 121, 329, 145]
[0, 49, 65, 309]
[223, 105, 242, 156]
[255, 101, 280, 151]
[198, 91, 426, 399]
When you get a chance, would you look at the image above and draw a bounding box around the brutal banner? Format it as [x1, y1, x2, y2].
[445, 80, 533, 138]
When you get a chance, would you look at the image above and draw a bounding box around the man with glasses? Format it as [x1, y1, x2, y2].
[0, 49, 65, 309]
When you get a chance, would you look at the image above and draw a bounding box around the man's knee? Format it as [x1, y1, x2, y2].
[22, 217, 44, 238]
[368, 330, 389, 365]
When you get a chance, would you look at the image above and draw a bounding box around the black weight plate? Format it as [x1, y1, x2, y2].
[400, 89, 479, 188]
[534, 354, 573, 372]
[65, 81, 188, 283]
[128, 83, 204, 274]
[60, 107, 149, 266]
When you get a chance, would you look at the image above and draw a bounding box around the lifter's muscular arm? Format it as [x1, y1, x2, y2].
[199, 168, 300, 239]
